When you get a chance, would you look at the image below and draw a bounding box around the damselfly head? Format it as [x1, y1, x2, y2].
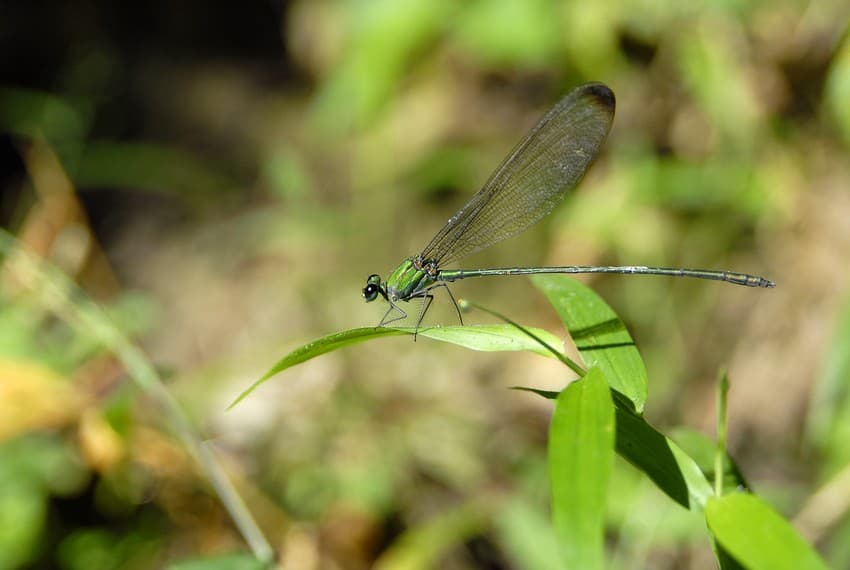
[362, 274, 383, 302]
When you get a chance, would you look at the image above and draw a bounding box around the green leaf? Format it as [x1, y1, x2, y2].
[531, 275, 648, 412]
[416, 324, 564, 355]
[229, 325, 564, 409]
[615, 404, 714, 511]
[549, 367, 614, 570]
[715, 541, 747, 570]
[517, 387, 714, 511]
[0, 87, 85, 143]
[706, 493, 830, 570]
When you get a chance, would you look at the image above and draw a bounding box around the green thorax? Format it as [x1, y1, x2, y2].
[385, 257, 437, 301]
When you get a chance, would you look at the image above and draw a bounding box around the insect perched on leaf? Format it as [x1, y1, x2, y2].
[362, 82, 774, 332]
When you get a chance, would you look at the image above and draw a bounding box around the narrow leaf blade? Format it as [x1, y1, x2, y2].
[230, 325, 564, 408]
[615, 404, 714, 510]
[549, 367, 615, 570]
[531, 275, 648, 412]
[416, 324, 564, 356]
[706, 493, 830, 570]
[519, 386, 714, 511]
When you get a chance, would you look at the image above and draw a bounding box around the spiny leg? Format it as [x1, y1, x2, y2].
[430, 281, 463, 325]
[377, 284, 460, 339]
[378, 301, 407, 327]
[411, 282, 463, 328]
[412, 293, 434, 341]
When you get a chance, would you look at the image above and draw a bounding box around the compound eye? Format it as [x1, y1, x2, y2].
[363, 275, 382, 302]
[363, 284, 378, 302]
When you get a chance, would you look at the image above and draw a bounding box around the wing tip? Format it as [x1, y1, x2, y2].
[582, 82, 616, 112]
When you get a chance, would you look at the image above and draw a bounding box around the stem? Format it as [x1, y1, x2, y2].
[715, 368, 730, 497]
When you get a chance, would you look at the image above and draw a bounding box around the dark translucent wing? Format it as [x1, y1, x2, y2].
[419, 82, 615, 266]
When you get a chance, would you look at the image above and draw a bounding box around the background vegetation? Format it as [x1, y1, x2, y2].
[2, 0, 850, 568]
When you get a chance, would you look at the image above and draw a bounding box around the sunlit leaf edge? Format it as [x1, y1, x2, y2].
[228, 324, 565, 409]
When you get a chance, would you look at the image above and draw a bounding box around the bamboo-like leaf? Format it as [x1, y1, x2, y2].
[531, 275, 648, 412]
[229, 325, 564, 409]
[549, 367, 614, 570]
[517, 386, 713, 511]
[706, 493, 830, 570]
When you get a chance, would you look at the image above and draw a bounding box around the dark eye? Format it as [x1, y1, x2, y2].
[363, 274, 382, 302]
[363, 284, 378, 302]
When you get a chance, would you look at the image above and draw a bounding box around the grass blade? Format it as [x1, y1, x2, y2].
[518, 387, 714, 511]
[614, 403, 714, 511]
[230, 325, 564, 409]
[531, 275, 648, 412]
[706, 493, 830, 570]
[549, 366, 614, 570]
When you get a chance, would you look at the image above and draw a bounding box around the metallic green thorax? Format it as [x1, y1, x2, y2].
[385, 257, 437, 302]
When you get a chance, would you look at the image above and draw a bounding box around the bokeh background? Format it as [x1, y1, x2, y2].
[2, 0, 850, 568]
